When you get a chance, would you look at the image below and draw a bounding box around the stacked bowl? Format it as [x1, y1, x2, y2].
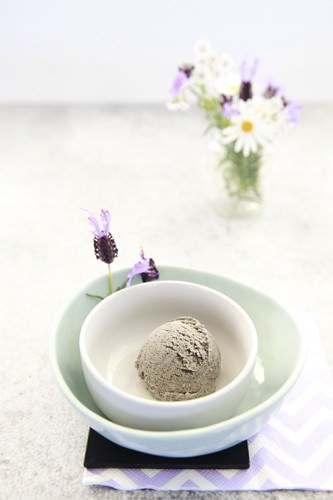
[50, 266, 306, 457]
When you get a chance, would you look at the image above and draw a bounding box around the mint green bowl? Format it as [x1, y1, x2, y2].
[50, 266, 306, 457]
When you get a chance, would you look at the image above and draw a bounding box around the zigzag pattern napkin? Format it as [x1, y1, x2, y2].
[83, 316, 333, 491]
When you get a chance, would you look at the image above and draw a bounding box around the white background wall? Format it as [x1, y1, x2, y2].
[0, 0, 332, 103]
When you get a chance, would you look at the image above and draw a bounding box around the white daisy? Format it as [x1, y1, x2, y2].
[166, 94, 190, 111]
[193, 66, 221, 98]
[219, 53, 234, 71]
[214, 72, 240, 97]
[192, 65, 210, 85]
[194, 40, 213, 62]
[251, 96, 284, 122]
[205, 50, 219, 68]
[222, 101, 272, 157]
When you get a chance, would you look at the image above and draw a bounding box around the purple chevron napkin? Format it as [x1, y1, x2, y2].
[83, 315, 333, 491]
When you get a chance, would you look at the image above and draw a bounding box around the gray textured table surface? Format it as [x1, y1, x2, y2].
[1, 104, 332, 499]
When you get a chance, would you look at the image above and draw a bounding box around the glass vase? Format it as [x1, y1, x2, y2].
[210, 145, 264, 217]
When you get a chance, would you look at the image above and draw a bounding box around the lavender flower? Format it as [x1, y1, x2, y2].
[284, 101, 302, 124]
[221, 95, 239, 119]
[239, 58, 259, 101]
[126, 250, 159, 287]
[179, 63, 194, 78]
[84, 209, 118, 264]
[263, 83, 282, 98]
[240, 58, 259, 82]
[83, 209, 118, 294]
[170, 71, 187, 96]
[169, 64, 194, 96]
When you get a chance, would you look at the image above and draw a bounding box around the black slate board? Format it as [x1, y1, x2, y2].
[84, 428, 250, 469]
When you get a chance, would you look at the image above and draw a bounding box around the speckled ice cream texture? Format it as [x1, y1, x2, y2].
[135, 316, 221, 401]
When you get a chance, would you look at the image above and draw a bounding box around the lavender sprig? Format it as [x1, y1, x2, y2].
[83, 209, 118, 295]
[126, 250, 159, 287]
[239, 58, 259, 101]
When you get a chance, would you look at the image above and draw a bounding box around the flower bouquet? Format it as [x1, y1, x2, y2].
[167, 41, 300, 214]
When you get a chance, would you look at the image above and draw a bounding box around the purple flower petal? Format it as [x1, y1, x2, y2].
[263, 79, 283, 98]
[240, 58, 259, 82]
[82, 208, 102, 237]
[100, 209, 111, 236]
[82, 208, 112, 237]
[169, 70, 187, 96]
[126, 250, 159, 287]
[286, 102, 302, 124]
[126, 261, 150, 287]
[222, 101, 239, 119]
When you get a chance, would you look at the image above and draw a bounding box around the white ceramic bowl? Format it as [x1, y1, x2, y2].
[79, 280, 258, 431]
[50, 267, 306, 457]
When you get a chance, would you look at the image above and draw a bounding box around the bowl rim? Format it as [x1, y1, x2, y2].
[78, 279, 258, 409]
[49, 266, 307, 438]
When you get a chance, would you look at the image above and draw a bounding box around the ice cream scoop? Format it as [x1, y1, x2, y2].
[135, 316, 222, 401]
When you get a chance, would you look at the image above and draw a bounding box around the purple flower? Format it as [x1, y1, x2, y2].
[222, 101, 233, 119]
[169, 64, 194, 96]
[285, 101, 302, 124]
[263, 80, 283, 98]
[179, 63, 194, 78]
[170, 71, 187, 96]
[239, 58, 259, 101]
[221, 95, 239, 119]
[85, 208, 110, 237]
[126, 250, 159, 287]
[83, 209, 118, 264]
[240, 58, 259, 82]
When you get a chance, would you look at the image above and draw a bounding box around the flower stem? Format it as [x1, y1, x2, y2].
[86, 293, 104, 301]
[107, 264, 113, 295]
[222, 145, 262, 201]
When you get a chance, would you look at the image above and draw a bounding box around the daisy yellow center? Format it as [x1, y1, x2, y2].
[241, 120, 254, 133]
[228, 84, 239, 93]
